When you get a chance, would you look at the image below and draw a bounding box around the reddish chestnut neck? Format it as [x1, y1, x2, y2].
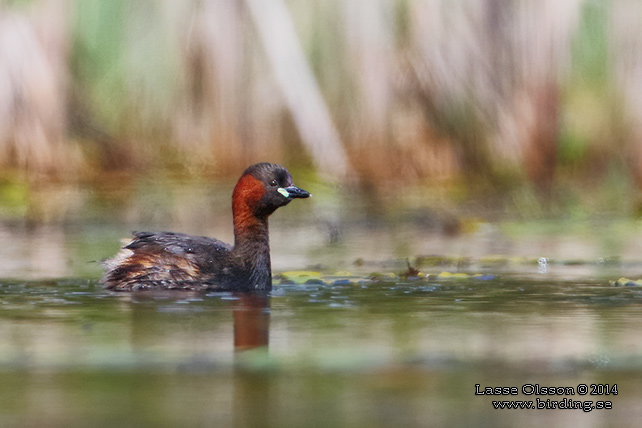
[232, 174, 271, 256]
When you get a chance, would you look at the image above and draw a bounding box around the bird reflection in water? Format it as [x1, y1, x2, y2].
[232, 291, 273, 426]
[233, 292, 270, 351]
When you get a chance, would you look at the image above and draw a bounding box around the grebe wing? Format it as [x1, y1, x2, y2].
[127, 231, 233, 254]
[102, 231, 232, 290]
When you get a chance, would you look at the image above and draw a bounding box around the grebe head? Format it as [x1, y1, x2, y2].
[233, 163, 310, 220]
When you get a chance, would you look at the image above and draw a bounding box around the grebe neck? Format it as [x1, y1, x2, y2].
[232, 216, 272, 289]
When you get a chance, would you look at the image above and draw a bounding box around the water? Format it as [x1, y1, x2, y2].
[2, 178, 642, 426]
[0, 273, 641, 427]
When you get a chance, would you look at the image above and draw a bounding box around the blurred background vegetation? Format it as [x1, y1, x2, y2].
[0, 0, 637, 186]
[1, 0, 642, 232]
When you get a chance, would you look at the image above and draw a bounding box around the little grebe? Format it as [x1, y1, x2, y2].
[102, 163, 310, 291]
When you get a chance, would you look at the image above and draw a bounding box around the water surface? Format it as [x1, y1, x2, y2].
[2, 178, 642, 426]
[0, 273, 641, 427]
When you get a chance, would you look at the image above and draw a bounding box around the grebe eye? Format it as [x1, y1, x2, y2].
[270, 179, 278, 187]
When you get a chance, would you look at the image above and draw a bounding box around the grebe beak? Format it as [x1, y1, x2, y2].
[278, 186, 311, 199]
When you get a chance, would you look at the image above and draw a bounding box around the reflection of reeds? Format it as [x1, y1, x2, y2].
[0, 0, 640, 189]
